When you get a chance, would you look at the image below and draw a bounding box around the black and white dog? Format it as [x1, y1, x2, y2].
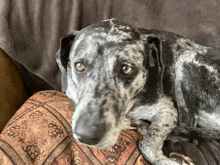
[56, 19, 220, 165]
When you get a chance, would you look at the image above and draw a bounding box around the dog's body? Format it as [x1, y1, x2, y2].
[56, 19, 220, 165]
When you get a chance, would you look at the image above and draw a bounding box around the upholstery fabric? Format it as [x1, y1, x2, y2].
[0, 0, 220, 94]
[1, 91, 220, 165]
[0, 91, 149, 165]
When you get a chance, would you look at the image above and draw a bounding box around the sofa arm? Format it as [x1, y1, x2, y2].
[0, 48, 27, 132]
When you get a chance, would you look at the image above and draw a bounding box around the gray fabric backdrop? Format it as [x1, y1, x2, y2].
[0, 0, 220, 94]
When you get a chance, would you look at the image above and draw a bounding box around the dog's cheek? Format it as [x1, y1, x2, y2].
[66, 85, 78, 105]
[129, 72, 147, 97]
[99, 120, 123, 149]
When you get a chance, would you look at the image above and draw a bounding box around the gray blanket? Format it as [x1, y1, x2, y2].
[0, 0, 220, 95]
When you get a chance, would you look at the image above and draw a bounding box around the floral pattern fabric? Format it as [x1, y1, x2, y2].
[0, 91, 148, 165]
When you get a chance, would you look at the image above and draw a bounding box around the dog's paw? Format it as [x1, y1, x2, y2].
[125, 125, 137, 130]
[169, 152, 194, 165]
[128, 118, 150, 134]
[122, 118, 137, 130]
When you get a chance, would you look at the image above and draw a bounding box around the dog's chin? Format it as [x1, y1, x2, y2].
[87, 140, 117, 150]
[73, 130, 121, 150]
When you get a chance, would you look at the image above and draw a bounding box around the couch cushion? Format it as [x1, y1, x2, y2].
[1, 1, 220, 94]
[0, 49, 27, 132]
[0, 90, 148, 165]
[1, 90, 220, 165]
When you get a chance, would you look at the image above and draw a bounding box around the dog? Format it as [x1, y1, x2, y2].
[56, 18, 220, 165]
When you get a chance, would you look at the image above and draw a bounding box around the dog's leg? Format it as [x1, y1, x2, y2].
[139, 111, 194, 165]
[128, 97, 194, 165]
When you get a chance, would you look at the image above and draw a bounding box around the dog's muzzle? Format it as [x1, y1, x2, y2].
[74, 112, 106, 145]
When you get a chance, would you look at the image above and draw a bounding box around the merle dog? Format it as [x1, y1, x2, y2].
[56, 19, 220, 165]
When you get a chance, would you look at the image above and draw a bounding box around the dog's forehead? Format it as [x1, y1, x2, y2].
[80, 19, 140, 43]
[71, 20, 144, 64]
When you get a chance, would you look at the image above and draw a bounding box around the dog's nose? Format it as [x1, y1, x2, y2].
[74, 115, 106, 145]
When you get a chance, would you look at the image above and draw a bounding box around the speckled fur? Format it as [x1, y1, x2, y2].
[56, 19, 220, 165]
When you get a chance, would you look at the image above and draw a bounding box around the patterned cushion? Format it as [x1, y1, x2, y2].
[1, 90, 220, 165]
[0, 91, 148, 165]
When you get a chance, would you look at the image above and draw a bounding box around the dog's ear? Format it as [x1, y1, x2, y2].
[56, 32, 77, 92]
[144, 35, 164, 94]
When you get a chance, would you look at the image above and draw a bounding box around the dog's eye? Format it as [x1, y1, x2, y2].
[75, 62, 84, 72]
[122, 65, 133, 75]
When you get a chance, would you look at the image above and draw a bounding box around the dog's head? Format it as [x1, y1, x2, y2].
[56, 19, 164, 149]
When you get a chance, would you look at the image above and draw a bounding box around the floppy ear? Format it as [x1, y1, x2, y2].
[56, 32, 77, 92]
[144, 35, 164, 94]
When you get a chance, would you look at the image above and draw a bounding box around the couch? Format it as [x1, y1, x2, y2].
[1, 1, 220, 164]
